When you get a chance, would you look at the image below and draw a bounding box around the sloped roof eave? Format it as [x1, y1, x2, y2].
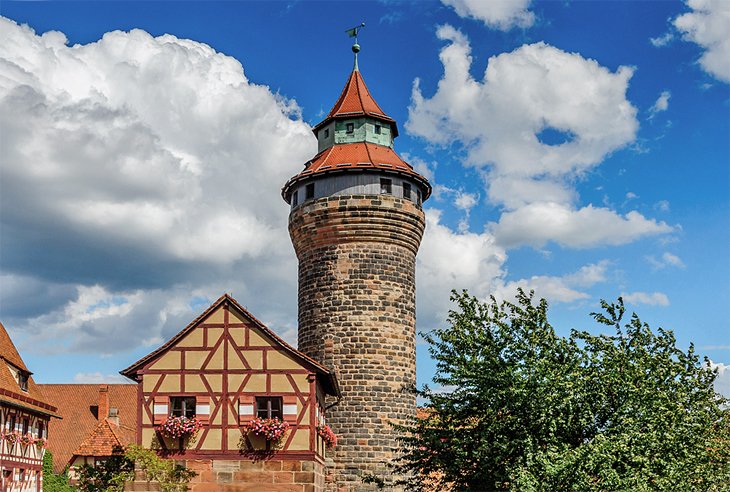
[119, 294, 340, 397]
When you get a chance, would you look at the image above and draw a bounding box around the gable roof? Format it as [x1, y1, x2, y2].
[0, 321, 29, 372]
[120, 293, 340, 397]
[0, 322, 59, 417]
[313, 69, 398, 136]
[73, 418, 135, 458]
[38, 384, 137, 473]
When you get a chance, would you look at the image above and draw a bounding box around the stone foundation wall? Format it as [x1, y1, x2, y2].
[289, 195, 425, 491]
[125, 459, 325, 492]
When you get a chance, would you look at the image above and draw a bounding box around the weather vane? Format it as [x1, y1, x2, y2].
[346, 22, 365, 70]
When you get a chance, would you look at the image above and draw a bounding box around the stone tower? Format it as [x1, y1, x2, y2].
[282, 46, 431, 490]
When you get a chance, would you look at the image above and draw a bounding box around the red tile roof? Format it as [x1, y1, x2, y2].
[120, 293, 340, 397]
[38, 384, 137, 473]
[282, 142, 432, 200]
[0, 322, 29, 372]
[313, 69, 398, 136]
[74, 418, 135, 457]
[0, 322, 58, 417]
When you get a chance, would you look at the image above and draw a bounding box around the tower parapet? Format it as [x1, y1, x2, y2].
[284, 50, 431, 490]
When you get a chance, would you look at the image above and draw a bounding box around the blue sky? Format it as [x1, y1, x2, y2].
[0, 0, 728, 396]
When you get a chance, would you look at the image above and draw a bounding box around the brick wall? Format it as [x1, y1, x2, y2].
[289, 194, 426, 491]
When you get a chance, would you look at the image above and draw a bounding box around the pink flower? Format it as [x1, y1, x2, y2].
[158, 416, 203, 438]
[316, 424, 337, 448]
[245, 417, 289, 442]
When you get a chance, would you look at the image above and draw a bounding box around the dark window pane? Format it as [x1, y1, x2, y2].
[403, 183, 411, 200]
[380, 178, 392, 194]
[256, 396, 284, 419]
[375, 124, 381, 135]
[305, 183, 315, 200]
[170, 397, 196, 418]
[292, 190, 298, 206]
[346, 123, 354, 134]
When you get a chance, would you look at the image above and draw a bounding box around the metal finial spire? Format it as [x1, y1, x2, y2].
[346, 22, 365, 71]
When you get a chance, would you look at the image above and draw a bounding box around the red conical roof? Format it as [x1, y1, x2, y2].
[313, 69, 398, 136]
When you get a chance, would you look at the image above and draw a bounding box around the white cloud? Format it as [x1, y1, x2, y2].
[646, 251, 686, 270]
[454, 190, 478, 212]
[406, 27, 670, 250]
[650, 32, 674, 47]
[0, 17, 314, 265]
[621, 291, 670, 306]
[416, 209, 507, 331]
[408, 26, 638, 181]
[73, 372, 130, 384]
[709, 360, 730, 398]
[492, 203, 674, 249]
[649, 90, 671, 116]
[441, 0, 535, 30]
[493, 261, 609, 304]
[654, 200, 671, 212]
[0, 18, 311, 353]
[674, 0, 730, 83]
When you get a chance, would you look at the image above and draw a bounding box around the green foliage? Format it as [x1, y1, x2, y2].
[42, 451, 76, 492]
[125, 445, 196, 492]
[394, 290, 730, 491]
[76, 446, 134, 491]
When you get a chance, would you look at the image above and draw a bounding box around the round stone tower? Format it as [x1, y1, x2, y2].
[282, 50, 431, 490]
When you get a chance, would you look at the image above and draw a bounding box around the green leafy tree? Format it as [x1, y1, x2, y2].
[125, 445, 196, 492]
[42, 451, 76, 492]
[394, 290, 729, 491]
[76, 446, 134, 492]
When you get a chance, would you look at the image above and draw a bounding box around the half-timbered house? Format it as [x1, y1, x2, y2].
[0, 322, 59, 492]
[120, 294, 340, 491]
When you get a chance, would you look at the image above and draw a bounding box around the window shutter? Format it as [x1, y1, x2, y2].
[238, 395, 255, 424]
[153, 396, 168, 425]
[283, 396, 298, 424]
[195, 396, 210, 424]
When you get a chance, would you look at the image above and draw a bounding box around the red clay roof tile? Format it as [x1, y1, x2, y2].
[0, 322, 58, 417]
[282, 142, 432, 199]
[73, 418, 134, 457]
[314, 70, 398, 136]
[38, 384, 137, 472]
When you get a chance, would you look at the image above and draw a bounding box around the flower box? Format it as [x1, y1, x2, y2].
[244, 417, 289, 443]
[316, 424, 337, 448]
[157, 416, 203, 439]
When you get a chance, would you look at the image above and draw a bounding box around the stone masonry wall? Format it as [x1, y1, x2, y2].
[125, 459, 325, 492]
[289, 195, 426, 491]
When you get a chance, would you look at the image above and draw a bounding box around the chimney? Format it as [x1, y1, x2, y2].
[98, 385, 109, 421]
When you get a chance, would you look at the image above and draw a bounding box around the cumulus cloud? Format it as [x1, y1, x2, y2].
[441, 0, 535, 30]
[416, 209, 506, 330]
[674, 0, 730, 83]
[621, 291, 670, 306]
[406, 25, 673, 250]
[492, 203, 673, 249]
[0, 18, 311, 353]
[493, 261, 609, 305]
